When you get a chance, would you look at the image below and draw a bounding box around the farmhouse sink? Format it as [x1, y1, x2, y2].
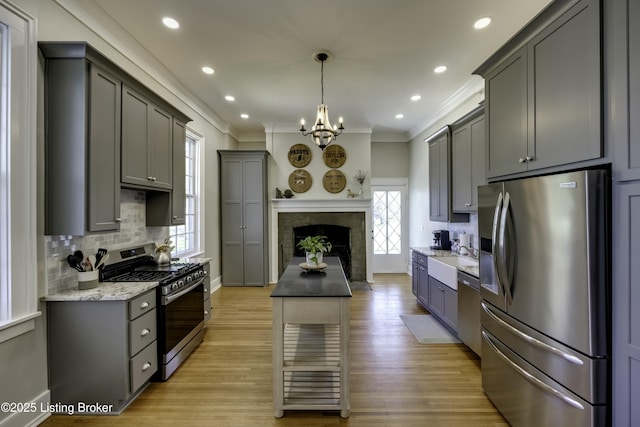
[427, 256, 479, 290]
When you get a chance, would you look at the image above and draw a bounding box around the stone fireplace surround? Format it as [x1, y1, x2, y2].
[270, 198, 373, 284]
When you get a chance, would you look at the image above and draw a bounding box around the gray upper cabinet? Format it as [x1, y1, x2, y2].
[122, 85, 173, 190]
[477, 0, 602, 179]
[40, 43, 122, 235]
[608, 0, 640, 182]
[219, 150, 269, 286]
[146, 119, 186, 227]
[427, 127, 469, 223]
[452, 107, 485, 212]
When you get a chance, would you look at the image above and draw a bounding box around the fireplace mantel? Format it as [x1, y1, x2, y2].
[269, 198, 373, 284]
[271, 198, 372, 212]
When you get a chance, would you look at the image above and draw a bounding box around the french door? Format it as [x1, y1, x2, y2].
[371, 179, 408, 273]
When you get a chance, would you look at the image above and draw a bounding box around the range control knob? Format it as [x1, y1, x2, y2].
[177, 280, 185, 288]
[186, 275, 193, 283]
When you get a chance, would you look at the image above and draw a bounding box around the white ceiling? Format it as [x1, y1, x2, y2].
[79, 0, 552, 141]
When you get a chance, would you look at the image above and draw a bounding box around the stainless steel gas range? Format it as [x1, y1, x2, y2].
[101, 244, 208, 380]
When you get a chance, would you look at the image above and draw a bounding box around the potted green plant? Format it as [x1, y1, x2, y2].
[296, 235, 332, 266]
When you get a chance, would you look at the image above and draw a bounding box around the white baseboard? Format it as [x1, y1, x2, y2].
[209, 275, 222, 294]
[0, 389, 50, 427]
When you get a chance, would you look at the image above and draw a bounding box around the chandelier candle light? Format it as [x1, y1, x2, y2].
[300, 51, 344, 150]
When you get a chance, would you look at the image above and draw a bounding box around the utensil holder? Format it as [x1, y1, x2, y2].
[78, 270, 99, 290]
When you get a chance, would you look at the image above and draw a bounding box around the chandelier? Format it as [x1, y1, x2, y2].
[300, 51, 344, 150]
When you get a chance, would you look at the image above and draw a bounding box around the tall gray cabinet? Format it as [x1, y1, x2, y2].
[607, 0, 640, 424]
[40, 43, 122, 235]
[219, 151, 269, 286]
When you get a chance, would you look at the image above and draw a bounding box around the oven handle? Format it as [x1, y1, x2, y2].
[163, 276, 206, 305]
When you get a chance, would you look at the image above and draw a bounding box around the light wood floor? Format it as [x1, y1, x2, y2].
[41, 274, 507, 426]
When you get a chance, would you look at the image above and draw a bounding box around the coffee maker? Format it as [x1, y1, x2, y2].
[430, 230, 451, 250]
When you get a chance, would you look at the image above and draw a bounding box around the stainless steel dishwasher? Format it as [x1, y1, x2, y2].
[457, 270, 481, 356]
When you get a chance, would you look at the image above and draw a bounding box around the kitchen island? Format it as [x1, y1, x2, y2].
[270, 257, 352, 418]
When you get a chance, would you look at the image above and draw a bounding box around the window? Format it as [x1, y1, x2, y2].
[0, 3, 39, 342]
[169, 131, 201, 256]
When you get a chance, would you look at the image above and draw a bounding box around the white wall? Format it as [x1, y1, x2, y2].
[267, 132, 372, 199]
[371, 141, 410, 178]
[408, 93, 484, 249]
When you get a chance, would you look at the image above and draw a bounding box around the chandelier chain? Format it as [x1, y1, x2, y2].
[320, 59, 324, 105]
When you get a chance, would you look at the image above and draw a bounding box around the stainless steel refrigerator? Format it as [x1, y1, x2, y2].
[478, 169, 610, 426]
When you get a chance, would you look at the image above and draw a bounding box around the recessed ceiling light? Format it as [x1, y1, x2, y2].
[225, 95, 235, 102]
[474, 17, 492, 30]
[162, 17, 180, 29]
[434, 65, 448, 74]
[395, 114, 404, 119]
[240, 113, 249, 119]
[202, 66, 214, 75]
[411, 95, 421, 101]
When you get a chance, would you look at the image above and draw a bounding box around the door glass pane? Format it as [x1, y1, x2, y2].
[373, 190, 402, 254]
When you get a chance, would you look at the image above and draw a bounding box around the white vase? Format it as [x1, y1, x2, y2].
[305, 252, 323, 266]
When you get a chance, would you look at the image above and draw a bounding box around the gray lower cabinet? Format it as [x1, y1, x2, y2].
[40, 43, 121, 235]
[411, 252, 418, 296]
[477, 0, 601, 179]
[427, 276, 457, 333]
[219, 150, 269, 286]
[414, 253, 429, 309]
[612, 182, 640, 426]
[452, 107, 485, 212]
[203, 262, 212, 325]
[427, 127, 468, 223]
[122, 84, 173, 190]
[47, 289, 158, 413]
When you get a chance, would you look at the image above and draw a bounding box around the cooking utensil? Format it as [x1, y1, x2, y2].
[67, 254, 84, 272]
[87, 255, 97, 271]
[95, 248, 108, 266]
[95, 253, 109, 270]
[74, 250, 84, 265]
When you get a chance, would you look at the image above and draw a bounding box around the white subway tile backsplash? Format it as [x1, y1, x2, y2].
[44, 189, 170, 294]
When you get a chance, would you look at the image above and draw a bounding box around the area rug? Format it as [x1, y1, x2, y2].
[349, 281, 372, 291]
[399, 314, 462, 344]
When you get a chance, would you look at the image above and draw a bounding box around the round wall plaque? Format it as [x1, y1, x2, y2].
[287, 144, 312, 167]
[322, 144, 346, 168]
[288, 169, 312, 193]
[323, 170, 347, 193]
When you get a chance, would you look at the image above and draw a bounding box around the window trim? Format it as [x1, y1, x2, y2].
[170, 128, 203, 257]
[0, 1, 40, 343]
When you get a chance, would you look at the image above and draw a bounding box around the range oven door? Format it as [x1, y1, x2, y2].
[159, 277, 205, 365]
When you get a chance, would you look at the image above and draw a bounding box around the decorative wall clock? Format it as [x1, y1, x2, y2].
[287, 144, 312, 168]
[322, 144, 346, 168]
[323, 170, 347, 193]
[288, 169, 312, 193]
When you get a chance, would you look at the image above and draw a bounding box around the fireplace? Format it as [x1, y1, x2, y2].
[270, 198, 372, 284]
[293, 224, 351, 280]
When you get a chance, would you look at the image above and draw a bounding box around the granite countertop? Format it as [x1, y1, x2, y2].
[271, 257, 352, 298]
[41, 281, 159, 302]
[411, 247, 479, 278]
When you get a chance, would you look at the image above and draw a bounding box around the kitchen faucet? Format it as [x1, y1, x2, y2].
[459, 245, 478, 258]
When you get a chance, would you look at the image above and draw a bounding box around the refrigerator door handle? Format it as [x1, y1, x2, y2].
[481, 302, 584, 366]
[498, 192, 514, 305]
[491, 192, 505, 297]
[482, 331, 585, 411]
